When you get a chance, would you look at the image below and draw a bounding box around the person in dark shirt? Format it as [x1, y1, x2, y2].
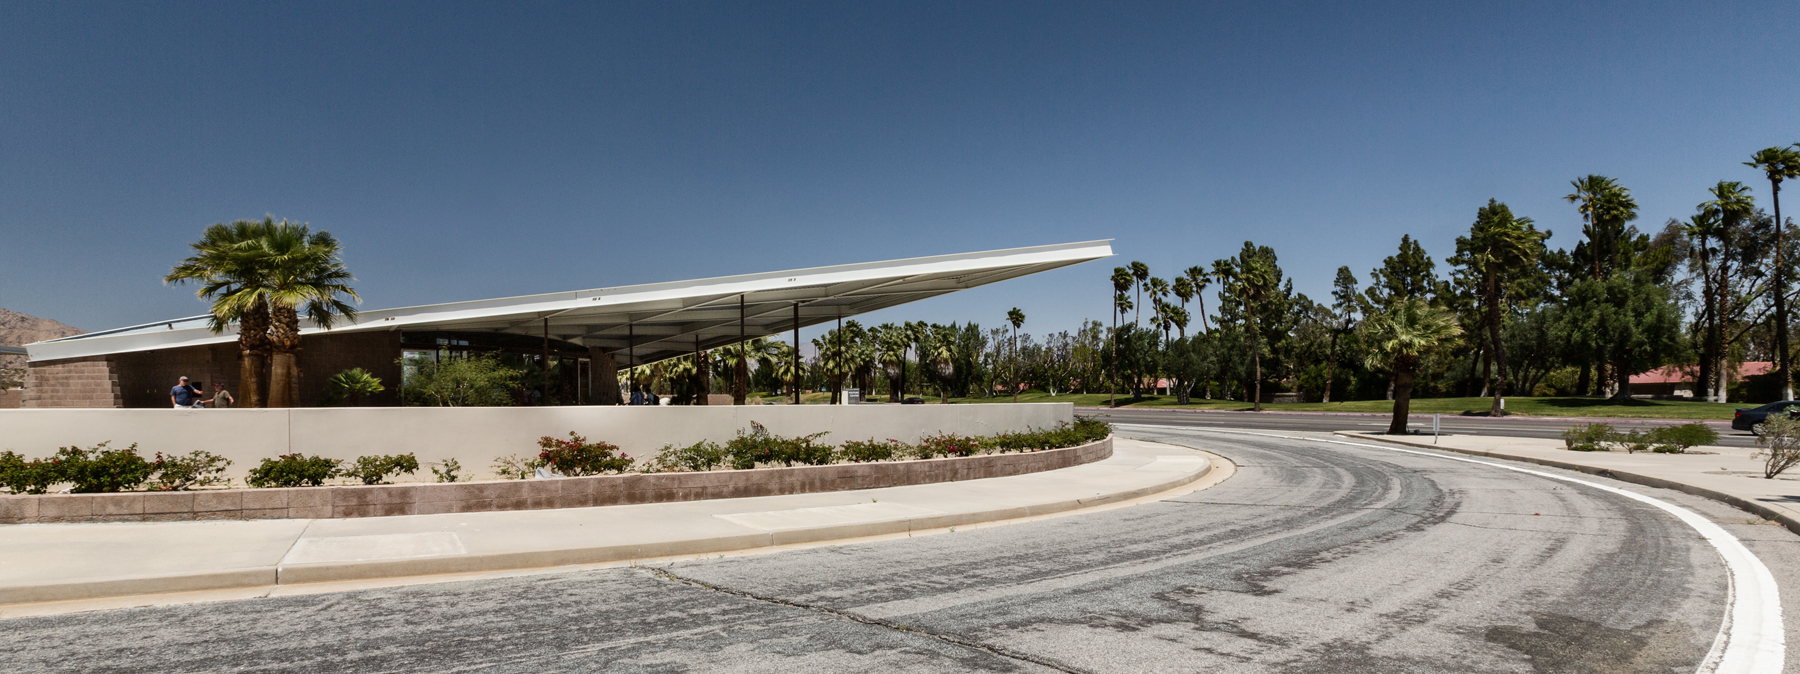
[169, 376, 202, 408]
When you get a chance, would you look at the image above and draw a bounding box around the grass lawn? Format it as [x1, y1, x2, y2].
[943, 391, 1746, 420]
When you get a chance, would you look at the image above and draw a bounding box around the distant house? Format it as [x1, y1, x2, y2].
[1629, 362, 1772, 398]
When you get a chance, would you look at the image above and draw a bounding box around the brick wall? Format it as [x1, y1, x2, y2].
[297, 331, 403, 407]
[1, 389, 25, 409]
[22, 356, 122, 408]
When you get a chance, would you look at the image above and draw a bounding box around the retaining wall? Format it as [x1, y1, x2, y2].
[0, 436, 1110, 524]
[0, 403, 1074, 482]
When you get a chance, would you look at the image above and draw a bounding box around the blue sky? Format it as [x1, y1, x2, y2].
[2, 1, 1796, 344]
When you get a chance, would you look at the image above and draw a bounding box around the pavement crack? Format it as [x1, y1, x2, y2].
[644, 566, 1091, 674]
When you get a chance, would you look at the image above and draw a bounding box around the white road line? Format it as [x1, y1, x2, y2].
[1117, 423, 1786, 674]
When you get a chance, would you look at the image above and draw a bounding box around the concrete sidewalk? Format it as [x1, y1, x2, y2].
[1338, 431, 1800, 534]
[0, 439, 1218, 613]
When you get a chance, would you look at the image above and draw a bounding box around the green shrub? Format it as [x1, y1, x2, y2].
[1644, 423, 1719, 454]
[838, 439, 906, 463]
[0, 451, 61, 495]
[431, 458, 462, 483]
[1561, 423, 1616, 452]
[56, 442, 155, 493]
[647, 441, 729, 473]
[247, 453, 342, 488]
[1755, 415, 1800, 479]
[150, 450, 233, 491]
[914, 433, 982, 459]
[537, 433, 634, 476]
[492, 454, 541, 480]
[345, 453, 421, 485]
[725, 429, 832, 468]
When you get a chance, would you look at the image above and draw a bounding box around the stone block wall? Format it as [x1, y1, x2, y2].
[21, 356, 122, 408]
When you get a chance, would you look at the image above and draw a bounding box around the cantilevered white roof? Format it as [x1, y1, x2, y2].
[28, 240, 1113, 364]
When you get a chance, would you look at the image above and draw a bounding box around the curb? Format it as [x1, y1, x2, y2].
[1085, 406, 1734, 427]
[0, 440, 1218, 606]
[1335, 431, 1800, 539]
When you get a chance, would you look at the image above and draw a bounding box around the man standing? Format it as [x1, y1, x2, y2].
[207, 382, 236, 409]
[170, 376, 202, 409]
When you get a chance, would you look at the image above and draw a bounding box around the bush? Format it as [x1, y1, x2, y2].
[839, 439, 906, 463]
[1754, 415, 1800, 479]
[325, 368, 386, 406]
[537, 433, 634, 476]
[247, 454, 342, 488]
[1561, 423, 1616, 452]
[725, 429, 832, 468]
[492, 454, 541, 480]
[345, 453, 421, 485]
[431, 458, 462, 483]
[646, 441, 728, 473]
[150, 450, 233, 491]
[1644, 423, 1719, 454]
[915, 433, 982, 459]
[401, 353, 525, 407]
[0, 451, 61, 495]
[56, 442, 155, 493]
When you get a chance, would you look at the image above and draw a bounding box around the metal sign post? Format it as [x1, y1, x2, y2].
[1433, 414, 1440, 444]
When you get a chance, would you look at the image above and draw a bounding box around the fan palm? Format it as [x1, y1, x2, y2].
[1181, 266, 1212, 334]
[1006, 308, 1025, 402]
[1360, 298, 1462, 434]
[1748, 146, 1800, 399]
[211, 222, 359, 407]
[873, 324, 910, 402]
[165, 218, 281, 407]
[1698, 181, 1756, 401]
[1129, 262, 1150, 326]
[1109, 268, 1134, 407]
[1453, 199, 1548, 414]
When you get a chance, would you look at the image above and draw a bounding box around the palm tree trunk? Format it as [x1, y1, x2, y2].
[1774, 182, 1791, 400]
[268, 352, 298, 408]
[1388, 359, 1416, 434]
[239, 351, 265, 409]
[1487, 278, 1506, 416]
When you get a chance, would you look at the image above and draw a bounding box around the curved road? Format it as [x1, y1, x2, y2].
[3, 427, 1796, 673]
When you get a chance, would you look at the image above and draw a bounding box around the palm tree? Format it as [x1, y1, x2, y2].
[1109, 267, 1133, 408]
[1171, 277, 1194, 339]
[1360, 298, 1462, 434]
[762, 341, 801, 400]
[165, 219, 279, 408]
[872, 324, 909, 402]
[1454, 199, 1548, 414]
[1698, 181, 1755, 402]
[906, 321, 930, 397]
[1006, 307, 1025, 402]
[214, 222, 359, 407]
[1182, 266, 1212, 334]
[1129, 261, 1150, 326]
[928, 324, 957, 403]
[1748, 146, 1800, 400]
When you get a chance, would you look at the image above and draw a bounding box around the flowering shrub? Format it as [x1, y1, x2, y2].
[725, 429, 832, 468]
[55, 442, 155, 493]
[345, 453, 421, 485]
[0, 451, 62, 494]
[247, 454, 342, 488]
[491, 454, 542, 480]
[150, 450, 233, 491]
[646, 441, 729, 473]
[914, 433, 982, 459]
[838, 439, 907, 463]
[537, 433, 634, 476]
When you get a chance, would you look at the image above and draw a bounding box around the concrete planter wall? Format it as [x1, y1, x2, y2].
[0, 436, 1111, 524]
[0, 403, 1073, 482]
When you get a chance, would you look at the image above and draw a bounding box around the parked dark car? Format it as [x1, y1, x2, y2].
[1731, 401, 1800, 433]
[901, 396, 925, 404]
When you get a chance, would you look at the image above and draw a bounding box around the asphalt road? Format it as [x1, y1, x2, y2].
[4, 427, 1797, 673]
[1086, 407, 1765, 448]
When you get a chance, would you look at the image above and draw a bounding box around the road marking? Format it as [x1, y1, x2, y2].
[1117, 423, 1786, 674]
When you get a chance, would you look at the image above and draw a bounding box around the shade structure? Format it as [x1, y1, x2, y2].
[27, 240, 1113, 364]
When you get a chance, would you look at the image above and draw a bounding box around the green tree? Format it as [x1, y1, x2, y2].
[403, 353, 524, 407]
[1451, 199, 1550, 416]
[1213, 242, 1288, 411]
[1129, 261, 1150, 327]
[1747, 146, 1800, 400]
[165, 219, 278, 408]
[1323, 266, 1360, 403]
[237, 223, 360, 407]
[1557, 274, 1683, 400]
[1110, 266, 1134, 407]
[1364, 235, 1439, 310]
[1360, 298, 1462, 434]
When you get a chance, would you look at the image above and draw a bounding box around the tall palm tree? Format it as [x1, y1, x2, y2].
[1171, 277, 1194, 339]
[1181, 266, 1212, 334]
[1129, 261, 1150, 327]
[1109, 267, 1133, 408]
[1748, 146, 1800, 400]
[1006, 307, 1025, 402]
[1700, 181, 1756, 402]
[906, 321, 930, 397]
[165, 219, 278, 408]
[1454, 199, 1548, 414]
[1361, 298, 1462, 434]
[215, 222, 359, 407]
[1682, 209, 1723, 401]
[872, 324, 909, 402]
[762, 341, 801, 400]
[928, 324, 958, 403]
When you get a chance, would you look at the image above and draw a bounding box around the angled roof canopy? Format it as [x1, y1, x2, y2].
[29, 240, 1113, 364]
